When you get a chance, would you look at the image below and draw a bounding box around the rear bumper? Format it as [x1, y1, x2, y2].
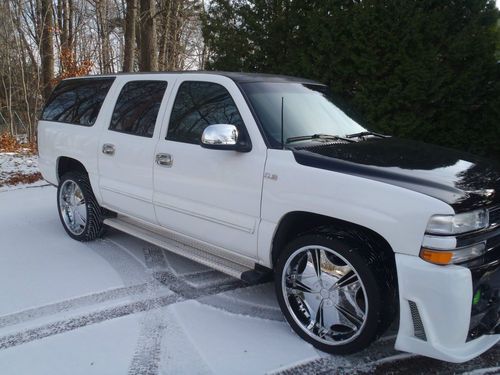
[395, 253, 499, 363]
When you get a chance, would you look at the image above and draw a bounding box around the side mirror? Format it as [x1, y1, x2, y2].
[201, 124, 251, 152]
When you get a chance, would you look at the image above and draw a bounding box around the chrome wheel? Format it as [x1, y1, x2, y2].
[282, 245, 368, 345]
[59, 179, 87, 235]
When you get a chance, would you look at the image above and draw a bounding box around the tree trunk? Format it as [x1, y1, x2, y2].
[139, 0, 158, 71]
[57, 0, 72, 72]
[68, 0, 74, 53]
[40, 0, 54, 100]
[167, 0, 182, 71]
[123, 0, 137, 72]
[158, 0, 172, 70]
[97, 0, 112, 73]
[57, 0, 64, 47]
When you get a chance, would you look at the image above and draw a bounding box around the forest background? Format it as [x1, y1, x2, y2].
[1, 0, 499, 161]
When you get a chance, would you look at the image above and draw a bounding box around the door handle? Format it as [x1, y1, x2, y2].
[102, 143, 115, 155]
[156, 153, 173, 167]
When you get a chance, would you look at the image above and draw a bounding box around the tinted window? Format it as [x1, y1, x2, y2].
[167, 81, 244, 144]
[42, 78, 114, 126]
[109, 81, 168, 137]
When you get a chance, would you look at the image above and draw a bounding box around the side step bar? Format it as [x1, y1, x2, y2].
[103, 216, 271, 283]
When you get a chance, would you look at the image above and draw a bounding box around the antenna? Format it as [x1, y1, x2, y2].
[281, 97, 284, 149]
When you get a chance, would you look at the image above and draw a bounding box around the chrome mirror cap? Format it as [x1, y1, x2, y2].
[200, 124, 251, 152]
[201, 124, 239, 146]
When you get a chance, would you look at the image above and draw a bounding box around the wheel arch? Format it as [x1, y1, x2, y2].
[272, 211, 399, 352]
[271, 211, 395, 269]
[57, 156, 88, 182]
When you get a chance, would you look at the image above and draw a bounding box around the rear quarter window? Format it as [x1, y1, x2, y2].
[41, 78, 115, 126]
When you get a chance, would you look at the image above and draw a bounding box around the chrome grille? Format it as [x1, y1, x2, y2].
[489, 206, 500, 227]
[408, 301, 427, 341]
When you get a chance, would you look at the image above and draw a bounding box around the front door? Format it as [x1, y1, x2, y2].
[153, 77, 267, 259]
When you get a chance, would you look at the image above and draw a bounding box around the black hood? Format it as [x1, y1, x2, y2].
[292, 137, 500, 213]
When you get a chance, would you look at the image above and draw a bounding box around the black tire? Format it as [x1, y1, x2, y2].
[57, 172, 106, 241]
[275, 228, 396, 354]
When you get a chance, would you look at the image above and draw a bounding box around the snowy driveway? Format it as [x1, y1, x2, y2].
[0, 186, 498, 374]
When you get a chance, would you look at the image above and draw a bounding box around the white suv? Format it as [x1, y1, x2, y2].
[37, 72, 500, 362]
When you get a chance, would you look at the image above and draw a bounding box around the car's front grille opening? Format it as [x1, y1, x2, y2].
[409, 300, 427, 341]
[489, 206, 500, 227]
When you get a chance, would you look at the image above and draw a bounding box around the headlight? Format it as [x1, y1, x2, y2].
[426, 209, 489, 235]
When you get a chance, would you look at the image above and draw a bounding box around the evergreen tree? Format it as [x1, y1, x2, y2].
[203, 0, 500, 162]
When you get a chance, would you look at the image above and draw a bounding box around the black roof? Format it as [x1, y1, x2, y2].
[210, 71, 321, 84]
[72, 70, 322, 85]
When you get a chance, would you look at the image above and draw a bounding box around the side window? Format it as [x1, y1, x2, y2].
[41, 78, 114, 126]
[109, 81, 168, 137]
[167, 81, 244, 144]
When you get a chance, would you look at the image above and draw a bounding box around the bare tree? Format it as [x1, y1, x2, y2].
[39, 0, 55, 100]
[0, 0, 206, 140]
[123, 0, 137, 71]
[56, 0, 75, 51]
[139, 0, 158, 71]
[157, 0, 205, 71]
[95, 0, 112, 73]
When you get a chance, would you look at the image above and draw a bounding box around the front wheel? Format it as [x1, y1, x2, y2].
[57, 172, 105, 241]
[275, 231, 395, 354]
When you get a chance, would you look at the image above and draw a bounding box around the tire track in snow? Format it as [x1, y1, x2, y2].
[128, 268, 169, 375]
[0, 270, 248, 352]
[127, 244, 245, 375]
[271, 344, 500, 375]
[129, 268, 277, 374]
[0, 283, 151, 329]
[127, 309, 167, 375]
[143, 246, 168, 270]
[199, 292, 284, 321]
[124, 270, 247, 374]
[361, 344, 500, 375]
[0, 293, 180, 350]
[153, 270, 246, 299]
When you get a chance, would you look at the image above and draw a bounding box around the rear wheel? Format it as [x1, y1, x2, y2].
[275, 230, 395, 354]
[57, 172, 105, 241]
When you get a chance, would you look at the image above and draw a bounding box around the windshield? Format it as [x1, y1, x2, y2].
[241, 82, 367, 147]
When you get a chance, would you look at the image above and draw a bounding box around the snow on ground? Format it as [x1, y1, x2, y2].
[0, 152, 38, 176]
[0, 186, 498, 374]
[0, 152, 45, 192]
[0, 312, 142, 375]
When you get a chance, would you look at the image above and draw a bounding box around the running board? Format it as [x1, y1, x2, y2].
[103, 216, 269, 282]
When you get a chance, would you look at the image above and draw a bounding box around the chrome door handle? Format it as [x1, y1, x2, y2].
[102, 143, 115, 155]
[156, 153, 173, 167]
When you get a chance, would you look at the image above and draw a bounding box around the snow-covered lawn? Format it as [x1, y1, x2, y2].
[0, 152, 44, 192]
[0, 185, 498, 374]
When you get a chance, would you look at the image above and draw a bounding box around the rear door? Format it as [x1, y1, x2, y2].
[98, 77, 172, 223]
[153, 76, 267, 259]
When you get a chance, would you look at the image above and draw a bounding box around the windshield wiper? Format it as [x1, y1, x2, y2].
[345, 131, 388, 139]
[286, 133, 355, 144]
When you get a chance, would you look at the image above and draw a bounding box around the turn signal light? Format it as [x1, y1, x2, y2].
[419, 242, 486, 265]
[420, 249, 453, 265]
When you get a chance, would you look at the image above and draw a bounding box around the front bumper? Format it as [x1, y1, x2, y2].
[395, 253, 499, 363]
[467, 244, 500, 340]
